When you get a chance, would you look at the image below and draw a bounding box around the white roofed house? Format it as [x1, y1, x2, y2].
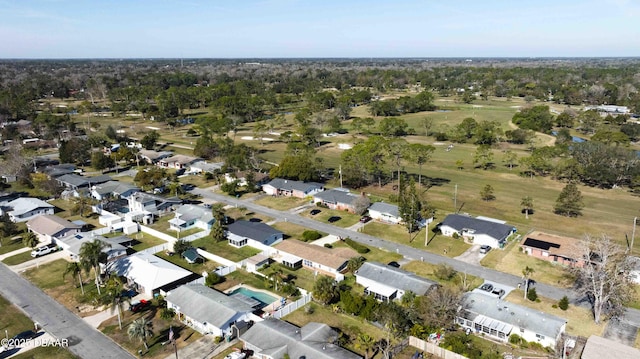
[226, 220, 284, 248]
[26, 215, 81, 244]
[107, 252, 197, 297]
[272, 240, 358, 281]
[2, 197, 54, 222]
[355, 262, 438, 302]
[440, 214, 515, 249]
[58, 233, 129, 263]
[240, 319, 362, 359]
[262, 178, 325, 198]
[367, 202, 402, 224]
[456, 292, 566, 348]
[127, 192, 181, 223]
[158, 154, 200, 169]
[165, 284, 256, 337]
[168, 204, 214, 232]
[138, 149, 173, 165]
[189, 160, 223, 174]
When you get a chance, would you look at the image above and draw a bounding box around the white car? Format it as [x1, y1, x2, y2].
[31, 244, 58, 258]
[225, 351, 246, 359]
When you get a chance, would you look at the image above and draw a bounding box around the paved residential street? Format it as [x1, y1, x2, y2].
[0, 264, 135, 359]
[192, 186, 640, 328]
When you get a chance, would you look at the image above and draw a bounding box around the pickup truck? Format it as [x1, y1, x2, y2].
[31, 244, 59, 258]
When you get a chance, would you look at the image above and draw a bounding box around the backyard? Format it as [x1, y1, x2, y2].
[190, 236, 261, 262]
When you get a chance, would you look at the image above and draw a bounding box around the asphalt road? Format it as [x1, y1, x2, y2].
[192, 187, 640, 327]
[0, 264, 135, 359]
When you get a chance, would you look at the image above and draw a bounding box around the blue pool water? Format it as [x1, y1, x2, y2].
[230, 287, 278, 305]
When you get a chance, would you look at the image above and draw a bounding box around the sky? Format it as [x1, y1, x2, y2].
[1, 0, 639, 58]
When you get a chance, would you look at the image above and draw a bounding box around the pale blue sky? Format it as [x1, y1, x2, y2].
[1, 0, 639, 58]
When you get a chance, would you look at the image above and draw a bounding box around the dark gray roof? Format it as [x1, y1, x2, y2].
[43, 164, 76, 177]
[227, 220, 283, 242]
[166, 284, 254, 328]
[93, 181, 140, 196]
[441, 214, 513, 241]
[368, 202, 399, 218]
[240, 319, 362, 359]
[265, 178, 324, 193]
[314, 188, 359, 206]
[356, 262, 437, 295]
[460, 292, 566, 340]
[57, 174, 112, 188]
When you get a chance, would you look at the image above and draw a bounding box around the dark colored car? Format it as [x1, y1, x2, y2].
[327, 216, 341, 223]
[479, 283, 493, 292]
[387, 261, 401, 268]
[359, 215, 372, 223]
[129, 299, 151, 313]
[12, 330, 38, 341]
[310, 209, 321, 215]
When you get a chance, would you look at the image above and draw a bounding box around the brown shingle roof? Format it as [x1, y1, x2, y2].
[27, 215, 81, 236]
[520, 231, 578, 258]
[274, 240, 357, 270]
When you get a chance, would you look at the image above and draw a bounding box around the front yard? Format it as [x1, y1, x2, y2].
[301, 207, 362, 228]
[402, 260, 484, 290]
[2, 250, 36, 265]
[155, 251, 221, 273]
[190, 236, 261, 262]
[253, 195, 310, 211]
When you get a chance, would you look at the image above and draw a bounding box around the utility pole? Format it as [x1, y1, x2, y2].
[453, 184, 458, 212]
[339, 165, 343, 188]
[631, 217, 637, 254]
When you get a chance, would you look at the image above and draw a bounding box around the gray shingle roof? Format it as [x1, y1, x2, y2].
[27, 215, 80, 236]
[174, 204, 213, 224]
[368, 202, 399, 218]
[240, 319, 362, 359]
[93, 181, 140, 196]
[314, 188, 359, 206]
[356, 262, 438, 295]
[581, 335, 640, 359]
[166, 284, 254, 329]
[6, 197, 53, 216]
[57, 174, 112, 188]
[265, 178, 324, 193]
[460, 292, 566, 340]
[227, 220, 283, 242]
[442, 214, 513, 241]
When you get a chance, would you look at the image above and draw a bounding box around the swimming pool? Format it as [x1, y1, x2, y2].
[229, 287, 278, 306]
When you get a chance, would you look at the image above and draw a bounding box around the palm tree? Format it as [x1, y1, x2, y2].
[63, 261, 85, 295]
[347, 256, 364, 273]
[355, 333, 376, 359]
[103, 275, 127, 330]
[521, 196, 533, 219]
[79, 239, 111, 295]
[167, 181, 182, 197]
[522, 266, 535, 300]
[127, 317, 153, 350]
[22, 232, 39, 248]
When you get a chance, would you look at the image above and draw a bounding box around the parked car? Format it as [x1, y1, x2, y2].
[11, 330, 38, 341]
[479, 283, 493, 292]
[492, 288, 506, 298]
[310, 209, 321, 215]
[360, 215, 372, 223]
[31, 244, 59, 258]
[129, 299, 151, 313]
[327, 216, 341, 223]
[387, 261, 401, 268]
[479, 245, 491, 254]
[225, 351, 246, 359]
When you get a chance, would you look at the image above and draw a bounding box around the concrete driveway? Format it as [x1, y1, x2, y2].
[603, 318, 639, 346]
[454, 244, 484, 266]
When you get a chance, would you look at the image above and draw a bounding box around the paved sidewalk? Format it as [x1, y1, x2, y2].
[0, 246, 31, 261]
[9, 251, 67, 273]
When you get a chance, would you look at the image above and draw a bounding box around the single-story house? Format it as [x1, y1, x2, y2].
[26, 215, 81, 244]
[2, 197, 54, 222]
[57, 174, 111, 190]
[262, 178, 325, 198]
[107, 252, 197, 297]
[581, 335, 640, 359]
[244, 254, 271, 273]
[456, 292, 566, 348]
[168, 204, 214, 232]
[189, 160, 224, 174]
[272, 240, 357, 280]
[367, 202, 401, 224]
[313, 188, 363, 213]
[241, 319, 362, 359]
[138, 149, 173, 164]
[355, 262, 438, 301]
[440, 214, 515, 248]
[42, 163, 76, 178]
[520, 231, 582, 267]
[91, 181, 141, 200]
[58, 233, 129, 263]
[166, 284, 256, 337]
[158, 154, 200, 169]
[227, 220, 284, 248]
[224, 171, 269, 187]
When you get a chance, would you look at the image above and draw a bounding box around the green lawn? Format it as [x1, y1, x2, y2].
[0, 236, 26, 255]
[2, 250, 36, 265]
[190, 236, 261, 262]
[225, 207, 273, 223]
[361, 223, 470, 257]
[129, 232, 167, 251]
[12, 346, 80, 359]
[0, 294, 37, 342]
[301, 207, 361, 228]
[259, 262, 319, 293]
[155, 251, 220, 273]
[271, 222, 322, 240]
[402, 260, 484, 291]
[148, 215, 203, 238]
[253, 196, 311, 211]
[331, 240, 402, 264]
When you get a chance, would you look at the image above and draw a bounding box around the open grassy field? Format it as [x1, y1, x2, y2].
[23, 259, 103, 317]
